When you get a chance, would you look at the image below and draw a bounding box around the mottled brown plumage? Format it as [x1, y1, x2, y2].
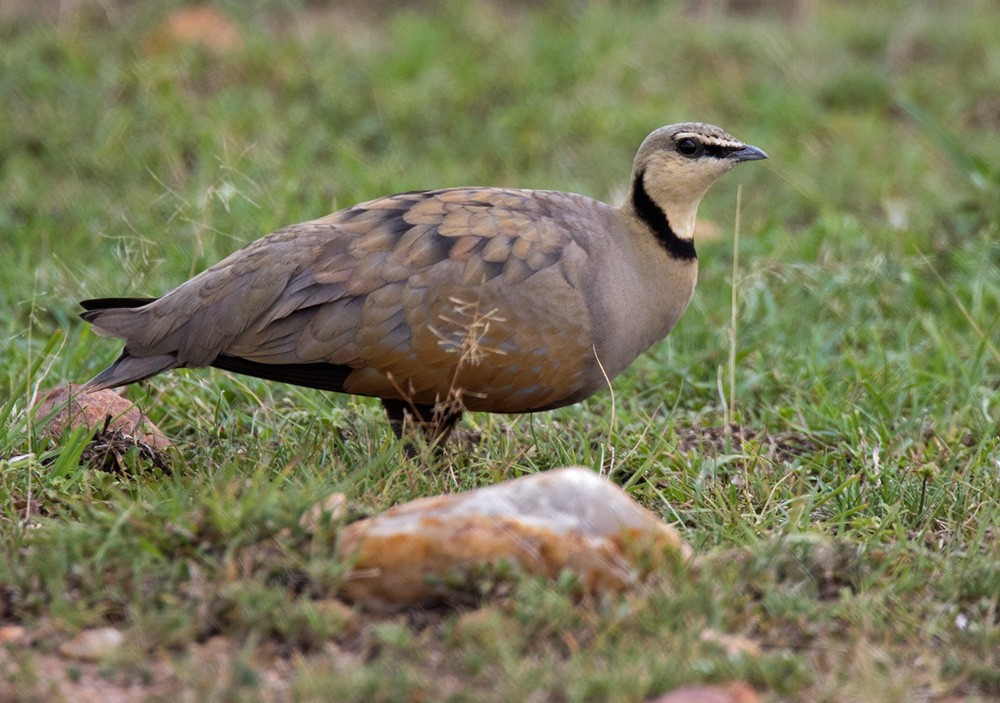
[80, 123, 766, 444]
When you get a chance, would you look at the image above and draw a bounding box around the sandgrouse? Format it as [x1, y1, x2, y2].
[81, 123, 766, 445]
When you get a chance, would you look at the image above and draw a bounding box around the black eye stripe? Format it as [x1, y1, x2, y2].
[704, 144, 731, 158]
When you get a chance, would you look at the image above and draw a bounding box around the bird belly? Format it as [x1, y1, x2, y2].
[338, 271, 596, 413]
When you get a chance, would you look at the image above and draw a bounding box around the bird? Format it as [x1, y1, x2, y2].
[80, 123, 766, 447]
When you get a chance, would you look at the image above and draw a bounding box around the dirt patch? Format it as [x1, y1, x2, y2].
[77, 424, 171, 475]
[674, 423, 822, 463]
[0, 637, 288, 703]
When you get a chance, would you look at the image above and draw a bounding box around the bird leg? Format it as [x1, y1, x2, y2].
[381, 398, 463, 453]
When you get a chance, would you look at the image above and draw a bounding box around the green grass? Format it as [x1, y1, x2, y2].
[2, 0, 1000, 700]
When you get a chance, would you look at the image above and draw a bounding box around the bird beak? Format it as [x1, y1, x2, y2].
[729, 144, 768, 162]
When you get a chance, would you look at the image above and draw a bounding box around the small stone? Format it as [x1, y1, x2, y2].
[336, 467, 690, 609]
[0, 625, 26, 644]
[58, 627, 125, 662]
[33, 384, 170, 450]
[300, 493, 348, 532]
[144, 6, 243, 55]
[699, 628, 762, 658]
[648, 683, 760, 703]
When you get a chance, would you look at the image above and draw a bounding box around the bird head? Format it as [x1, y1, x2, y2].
[629, 122, 767, 242]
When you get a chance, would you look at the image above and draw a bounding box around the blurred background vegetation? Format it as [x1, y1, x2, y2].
[3, 0, 998, 298]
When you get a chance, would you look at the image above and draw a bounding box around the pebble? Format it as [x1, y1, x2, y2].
[0, 625, 26, 645]
[58, 627, 125, 662]
[648, 683, 760, 703]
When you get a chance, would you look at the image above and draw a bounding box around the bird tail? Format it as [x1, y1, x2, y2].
[80, 297, 179, 391]
[82, 350, 180, 391]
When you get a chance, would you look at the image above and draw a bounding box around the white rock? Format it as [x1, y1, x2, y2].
[58, 627, 125, 662]
[336, 467, 690, 609]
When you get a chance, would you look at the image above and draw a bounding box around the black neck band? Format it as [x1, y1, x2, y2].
[632, 170, 696, 261]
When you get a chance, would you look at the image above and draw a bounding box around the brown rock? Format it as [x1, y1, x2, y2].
[648, 683, 760, 703]
[144, 6, 243, 55]
[336, 467, 690, 609]
[33, 384, 170, 450]
[0, 625, 26, 645]
[699, 628, 763, 658]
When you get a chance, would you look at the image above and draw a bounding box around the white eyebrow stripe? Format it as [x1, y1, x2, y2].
[675, 132, 744, 149]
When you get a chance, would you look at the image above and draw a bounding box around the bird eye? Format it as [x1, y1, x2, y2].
[677, 138, 702, 157]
